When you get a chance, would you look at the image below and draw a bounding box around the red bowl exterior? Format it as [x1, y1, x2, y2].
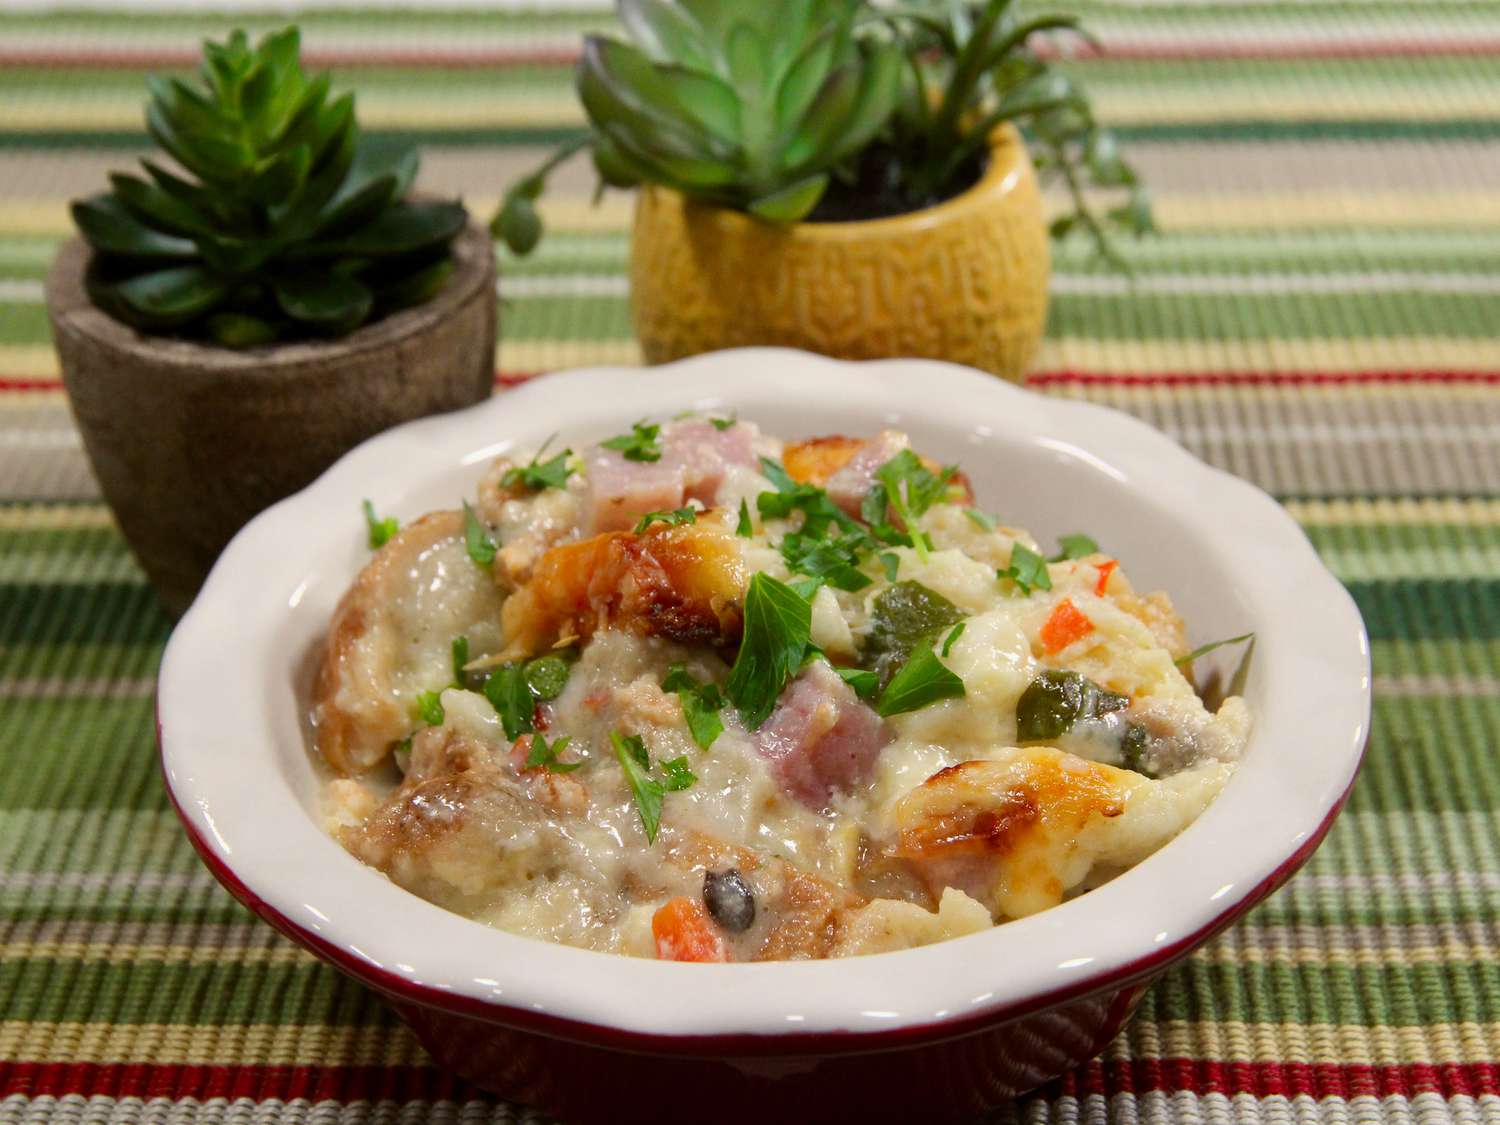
[161, 710, 1358, 1125]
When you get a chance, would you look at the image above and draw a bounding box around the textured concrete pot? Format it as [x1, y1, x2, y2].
[46, 220, 497, 616]
[631, 124, 1049, 381]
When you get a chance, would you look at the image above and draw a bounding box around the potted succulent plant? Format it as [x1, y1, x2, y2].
[46, 27, 497, 615]
[495, 0, 1148, 381]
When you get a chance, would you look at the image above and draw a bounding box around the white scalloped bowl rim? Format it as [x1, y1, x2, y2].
[159, 348, 1370, 1041]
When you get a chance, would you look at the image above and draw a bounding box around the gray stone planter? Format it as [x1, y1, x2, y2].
[46, 219, 497, 616]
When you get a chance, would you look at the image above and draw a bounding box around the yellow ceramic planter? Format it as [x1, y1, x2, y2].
[630, 125, 1049, 381]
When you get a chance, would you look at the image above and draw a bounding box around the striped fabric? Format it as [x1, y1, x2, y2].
[1, 3, 1498, 1124]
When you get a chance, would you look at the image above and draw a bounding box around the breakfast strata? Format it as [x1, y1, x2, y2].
[314, 416, 1250, 960]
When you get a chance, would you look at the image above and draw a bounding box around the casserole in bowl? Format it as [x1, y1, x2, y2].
[158, 348, 1370, 1124]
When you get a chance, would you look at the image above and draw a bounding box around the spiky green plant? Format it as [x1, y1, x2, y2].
[496, 0, 1149, 267]
[73, 27, 467, 347]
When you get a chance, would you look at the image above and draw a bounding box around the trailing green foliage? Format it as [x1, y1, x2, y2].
[73, 26, 465, 346]
[497, 0, 1148, 266]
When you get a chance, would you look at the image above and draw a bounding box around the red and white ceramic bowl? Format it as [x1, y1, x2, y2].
[158, 349, 1370, 1125]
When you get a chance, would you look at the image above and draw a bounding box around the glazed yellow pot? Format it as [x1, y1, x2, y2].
[630, 124, 1049, 381]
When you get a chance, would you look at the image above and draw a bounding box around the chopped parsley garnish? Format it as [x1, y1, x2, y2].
[1050, 533, 1100, 562]
[941, 621, 967, 657]
[757, 457, 862, 538]
[611, 731, 673, 843]
[862, 580, 964, 689]
[635, 506, 697, 533]
[835, 666, 879, 700]
[870, 450, 957, 562]
[999, 543, 1052, 595]
[1176, 632, 1255, 667]
[451, 635, 471, 688]
[362, 500, 399, 549]
[726, 572, 812, 729]
[736, 499, 753, 538]
[877, 645, 965, 717]
[414, 690, 445, 726]
[661, 662, 726, 750]
[709, 415, 736, 432]
[879, 552, 900, 582]
[526, 733, 582, 773]
[462, 501, 497, 567]
[601, 420, 663, 462]
[524, 652, 574, 700]
[660, 755, 698, 791]
[483, 663, 535, 740]
[778, 529, 872, 593]
[964, 508, 998, 532]
[501, 438, 574, 492]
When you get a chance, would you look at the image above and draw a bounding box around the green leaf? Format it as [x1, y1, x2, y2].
[107, 173, 213, 239]
[862, 579, 964, 690]
[372, 255, 454, 312]
[778, 529, 871, 593]
[600, 419, 663, 462]
[781, 65, 858, 169]
[941, 621, 966, 658]
[660, 755, 698, 791]
[827, 40, 903, 163]
[524, 652, 575, 700]
[999, 543, 1052, 595]
[71, 195, 197, 260]
[658, 64, 743, 142]
[612, 731, 666, 843]
[247, 144, 312, 206]
[736, 498, 753, 538]
[203, 311, 279, 348]
[877, 645, 965, 717]
[618, 0, 713, 69]
[109, 265, 231, 327]
[873, 450, 957, 562]
[451, 635, 471, 687]
[484, 663, 536, 741]
[726, 572, 813, 729]
[748, 174, 829, 223]
[462, 501, 497, 566]
[414, 690, 445, 727]
[965, 508, 998, 531]
[501, 441, 575, 492]
[298, 202, 467, 260]
[363, 499, 398, 549]
[775, 26, 838, 133]
[661, 662, 726, 751]
[270, 269, 373, 334]
[527, 733, 583, 773]
[1050, 533, 1100, 562]
[1176, 632, 1255, 667]
[635, 506, 697, 533]
[835, 665, 879, 700]
[1015, 669, 1129, 744]
[879, 552, 900, 582]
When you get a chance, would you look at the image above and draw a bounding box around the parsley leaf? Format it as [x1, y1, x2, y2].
[526, 733, 582, 773]
[873, 451, 957, 563]
[736, 498, 753, 538]
[756, 457, 862, 538]
[779, 529, 872, 593]
[524, 652, 573, 700]
[965, 508, 998, 531]
[463, 501, 497, 566]
[726, 573, 812, 729]
[877, 645, 966, 717]
[660, 755, 698, 791]
[835, 666, 879, 700]
[709, 416, 736, 432]
[941, 621, 966, 657]
[601, 420, 663, 463]
[635, 506, 697, 533]
[1176, 632, 1255, 667]
[363, 500, 399, 549]
[483, 663, 535, 740]
[879, 552, 900, 582]
[501, 439, 574, 492]
[999, 543, 1052, 595]
[1050, 533, 1100, 562]
[661, 662, 726, 750]
[863, 580, 964, 689]
[611, 731, 666, 843]
[414, 690, 445, 726]
[451, 635, 470, 688]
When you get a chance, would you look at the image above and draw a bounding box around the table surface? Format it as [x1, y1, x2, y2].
[1, 3, 1498, 1124]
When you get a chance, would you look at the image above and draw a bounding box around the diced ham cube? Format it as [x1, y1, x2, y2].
[663, 418, 759, 504]
[581, 418, 760, 533]
[581, 448, 684, 533]
[757, 661, 891, 809]
[824, 430, 911, 518]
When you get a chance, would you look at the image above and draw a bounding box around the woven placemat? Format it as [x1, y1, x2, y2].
[1, 4, 1498, 1123]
